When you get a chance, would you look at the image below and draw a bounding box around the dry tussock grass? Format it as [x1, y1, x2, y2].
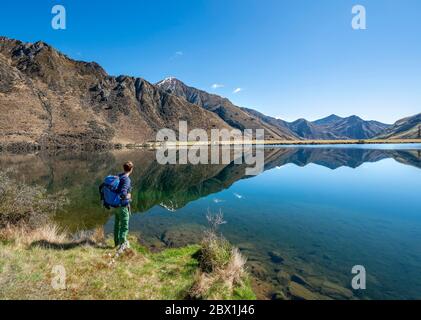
[189, 210, 248, 299]
[190, 247, 247, 299]
[0, 223, 106, 249]
[0, 224, 65, 247]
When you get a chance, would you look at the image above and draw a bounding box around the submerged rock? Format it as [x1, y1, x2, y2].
[320, 281, 354, 299]
[237, 242, 256, 252]
[268, 251, 284, 264]
[291, 274, 309, 286]
[248, 261, 268, 279]
[288, 282, 320, 300]
[322, 254, 331, 261]
[276, 270, 290, 286]
[272, 291, 287, 300]
[160, 225, 203, 248]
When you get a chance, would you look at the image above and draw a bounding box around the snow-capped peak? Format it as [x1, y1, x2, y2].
[156, 77, 182, 92]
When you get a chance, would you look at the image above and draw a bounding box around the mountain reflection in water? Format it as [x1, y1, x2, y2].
[1, 146, 420, 231]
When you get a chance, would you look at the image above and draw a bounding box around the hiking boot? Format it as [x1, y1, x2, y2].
[117, 241, 130, 253]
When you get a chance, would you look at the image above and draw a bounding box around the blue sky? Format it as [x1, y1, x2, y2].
[1, 0, 420, 123]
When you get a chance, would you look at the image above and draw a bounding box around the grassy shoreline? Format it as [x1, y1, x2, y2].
[0, 229, 255, 300]
[0, 170, 254, 300]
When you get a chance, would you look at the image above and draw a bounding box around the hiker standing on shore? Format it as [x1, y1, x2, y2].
[99, 161, 134, 251]
[114, 161, 133, 250]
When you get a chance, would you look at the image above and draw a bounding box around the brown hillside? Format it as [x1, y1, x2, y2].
[0, 37, 233, 149]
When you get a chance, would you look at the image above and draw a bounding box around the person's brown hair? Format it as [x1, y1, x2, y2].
[123, 161, 134, 173]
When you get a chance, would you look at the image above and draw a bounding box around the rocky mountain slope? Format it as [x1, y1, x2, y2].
[376, 113, 421, 139]
[315, 115, 391, 140]
[156, 77, 298, 140]
[0, 37, 233, 149]
[287, 118, 338, 140]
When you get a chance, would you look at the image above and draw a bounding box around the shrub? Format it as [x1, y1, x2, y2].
[199, 230, 233, 272]
[189, 210, 252, 299]
[0, 170, 68, 229]
[198, 210, 231, 272]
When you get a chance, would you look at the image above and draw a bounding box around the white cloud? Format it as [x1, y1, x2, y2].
[170, 51, 184, 60]
[233, 88, 243, 94]
[211, 83, 224, 89]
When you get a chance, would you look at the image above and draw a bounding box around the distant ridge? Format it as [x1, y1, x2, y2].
[237, 108, 392, 140]
[308, 115, 392, 140]
[376, 113, 421, 139]
[312, 114, 342, 126]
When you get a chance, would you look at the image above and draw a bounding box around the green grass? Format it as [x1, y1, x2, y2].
[201, 276, 256, 300]
[0, 236, 255, 300]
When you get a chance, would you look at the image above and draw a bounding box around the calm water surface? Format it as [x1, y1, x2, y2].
[2, 145, 421, 299]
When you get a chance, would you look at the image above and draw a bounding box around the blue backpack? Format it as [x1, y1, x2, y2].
[100, 175, 121, 208]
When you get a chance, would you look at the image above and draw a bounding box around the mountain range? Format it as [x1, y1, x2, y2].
[157, 77, 420, 140]
[0, 37, 420, 150]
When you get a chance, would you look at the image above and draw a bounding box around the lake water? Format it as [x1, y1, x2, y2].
[1, 144, 421, 299]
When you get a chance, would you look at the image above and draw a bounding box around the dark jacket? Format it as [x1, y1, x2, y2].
[117, 173, 132, 207]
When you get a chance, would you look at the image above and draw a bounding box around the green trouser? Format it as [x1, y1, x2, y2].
[114, 206, 130, 247]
